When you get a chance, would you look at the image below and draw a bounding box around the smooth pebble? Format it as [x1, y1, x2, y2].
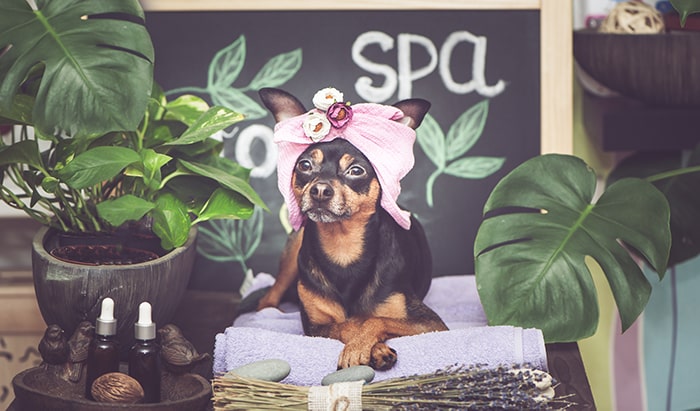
[321, 365, 375, 386]
[225, 359, 291, 382]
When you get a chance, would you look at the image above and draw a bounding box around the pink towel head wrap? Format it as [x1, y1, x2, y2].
[270, 87, 421, 231]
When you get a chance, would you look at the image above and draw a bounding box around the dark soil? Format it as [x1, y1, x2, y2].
[50, 245, 159, 265]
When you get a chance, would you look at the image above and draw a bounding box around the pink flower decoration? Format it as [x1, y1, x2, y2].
[327, 102, 353, 129]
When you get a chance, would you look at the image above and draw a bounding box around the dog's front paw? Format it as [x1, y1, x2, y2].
[369, 342, 397, 371]
[338, 341, 397, 370]
[337, 340, 370, 370]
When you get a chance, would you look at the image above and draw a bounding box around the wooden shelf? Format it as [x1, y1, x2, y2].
[582, 91, 700, 152]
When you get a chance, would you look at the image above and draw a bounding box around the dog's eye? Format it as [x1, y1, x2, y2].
[347, 165, 366, 177]
[297, 159, 313, 172]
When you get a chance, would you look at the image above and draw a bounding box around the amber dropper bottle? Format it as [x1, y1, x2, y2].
[128, 301, 161, 403]
[85, 297, 120, 400]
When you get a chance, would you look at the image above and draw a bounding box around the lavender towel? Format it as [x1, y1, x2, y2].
[214, 275, 547, 386]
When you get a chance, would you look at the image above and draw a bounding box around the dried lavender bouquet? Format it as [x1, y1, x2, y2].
[212, 364, 576, 410]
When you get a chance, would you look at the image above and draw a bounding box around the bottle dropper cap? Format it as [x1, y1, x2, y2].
[134, 301, 156, 340]
[95, 297, 117, 336]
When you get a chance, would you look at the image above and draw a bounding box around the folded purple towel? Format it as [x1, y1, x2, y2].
[214, 325, 547, 386]
[214, 275, 547, 386]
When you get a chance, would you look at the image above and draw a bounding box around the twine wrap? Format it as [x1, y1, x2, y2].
[307, 381, 364, 411]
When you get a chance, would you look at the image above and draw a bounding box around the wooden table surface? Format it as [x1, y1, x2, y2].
[8, 289, 596, 410]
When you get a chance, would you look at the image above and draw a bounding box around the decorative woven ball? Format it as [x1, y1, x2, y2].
[600, 1, 665, 34]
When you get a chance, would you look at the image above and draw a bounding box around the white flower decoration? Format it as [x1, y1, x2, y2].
[312, 87, 344, 111]
[303, 111, 331, 142]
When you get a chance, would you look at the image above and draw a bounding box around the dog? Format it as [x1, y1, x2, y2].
[257, 87, 447, 370]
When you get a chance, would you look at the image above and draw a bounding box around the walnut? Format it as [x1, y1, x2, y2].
[91, 372, 145, 404]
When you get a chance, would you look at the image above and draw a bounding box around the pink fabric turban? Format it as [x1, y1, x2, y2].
[274, 98, 417, 231]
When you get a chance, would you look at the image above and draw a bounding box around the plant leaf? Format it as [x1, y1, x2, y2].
[208, 35, 246, 89]
[195, 188, 255, 223]
[0, 93, 35, 124]
[151, 193, 191, 250]
[474, 154, 671, 343]
[444, 156, 505, 179]
[210, 87, 267, 120]
[56, 146, 140, 189]
[124, 148, 171, 192]
[246, 49, 303, 90]
[0, 0, 154, 138]
[0, 139, 44, 170]
[416, 114, 446, 169]
[445, 100, 489, 162]
[608, 147, 700, 267]
[670, 0, 700, 26]
[177, 159, 267, 210]
[96, 195, 155, 228]
[163, 106, 244, 147]
[164, 95, 211, 126]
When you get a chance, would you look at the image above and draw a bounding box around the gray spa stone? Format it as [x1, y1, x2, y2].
[321, 365, 375, 386]
[225, 358, 291, 382]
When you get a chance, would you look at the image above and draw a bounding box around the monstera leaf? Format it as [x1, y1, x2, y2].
[608, 146, 700, 268]
[474, 154, 671, 343]
[0, 0, 154, 138]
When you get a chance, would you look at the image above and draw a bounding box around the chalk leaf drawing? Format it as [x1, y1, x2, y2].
[417, 99, 505, 207]
[196, 207, 264, 273]
[167, 35, 302, 121]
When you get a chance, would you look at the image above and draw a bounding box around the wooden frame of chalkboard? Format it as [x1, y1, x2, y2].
[141, 0, 573, 155]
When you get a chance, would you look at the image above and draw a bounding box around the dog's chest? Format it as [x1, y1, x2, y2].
[304, 243, 387, 315]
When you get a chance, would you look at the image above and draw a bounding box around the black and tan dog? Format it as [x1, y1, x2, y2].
[257, 88, 447, 370]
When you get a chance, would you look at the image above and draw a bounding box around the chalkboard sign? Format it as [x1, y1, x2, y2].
[143, 0, 572, 291]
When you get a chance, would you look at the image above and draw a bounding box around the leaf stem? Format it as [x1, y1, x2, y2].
[425, 169, 442, 208]
[645, 165, 700, 183]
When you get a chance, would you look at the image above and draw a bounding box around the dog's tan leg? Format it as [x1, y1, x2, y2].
[299, 284, 447, 369]
[257, 228, 303, 310]
[338, 316, 447, 369]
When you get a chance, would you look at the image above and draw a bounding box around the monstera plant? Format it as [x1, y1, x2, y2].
[474, 154, 671, 343]
[473, 0, 700, 345]
[0, 0, 265, 252]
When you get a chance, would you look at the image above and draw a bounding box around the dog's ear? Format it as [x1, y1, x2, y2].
[393, 99, 431, 130]
[259, 88, 307, 123]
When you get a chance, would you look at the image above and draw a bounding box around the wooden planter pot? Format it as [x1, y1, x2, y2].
[31, 226, 197, 356]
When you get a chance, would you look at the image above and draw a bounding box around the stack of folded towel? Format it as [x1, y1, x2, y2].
[214, 274, 547, 386]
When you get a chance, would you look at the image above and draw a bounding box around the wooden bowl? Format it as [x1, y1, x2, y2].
[12, 367, 211, 411]
[574, 30, 700, 107]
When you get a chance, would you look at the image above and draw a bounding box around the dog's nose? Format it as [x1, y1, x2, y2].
[310, 182, 334, 202]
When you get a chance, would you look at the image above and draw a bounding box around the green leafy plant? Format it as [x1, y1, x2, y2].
[474, 154, 671, 343]
[2, 87, 267, 250]
[416, 100, 504, 207]
[473, 0, 700, 341]
[0, 0, 266, 251]
[0, 0, 153, 138]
